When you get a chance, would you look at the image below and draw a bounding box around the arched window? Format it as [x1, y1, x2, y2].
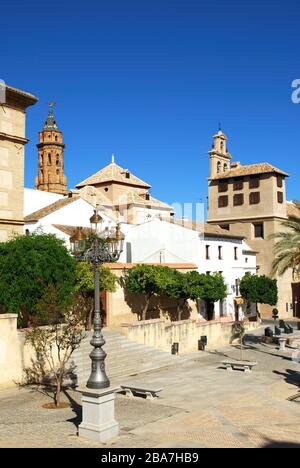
[223, 163, 228, 172]
[56, 154, 60, 166]
[48, 153, 51, 164]
[56, 169, 59, 175]
[217, 161, 221, 173]
[220, 141, 224, 151]
[55, 135, 58, 142]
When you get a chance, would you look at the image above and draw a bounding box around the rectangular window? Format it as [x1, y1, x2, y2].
[233, 194, 244, 206]
[218, 182, 228, 193]
[218, 196, 228, 208]
[234, 247, 238, 260]
[277, 176, 283, 188]
[218, 246, 222, 260]
[277, 192, 283, 204]
[233, 179, 244, 191]
[249, 192, 260, 205]
[249, 176, 260, 189]
[206, 245, 210, 260]
[254, 223, 264, 238]
[235, 279, 240, 296]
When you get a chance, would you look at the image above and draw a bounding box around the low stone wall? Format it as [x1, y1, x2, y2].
[121, 318, 260, 354]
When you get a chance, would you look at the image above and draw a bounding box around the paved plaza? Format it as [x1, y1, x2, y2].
[0, 328, 300, 448]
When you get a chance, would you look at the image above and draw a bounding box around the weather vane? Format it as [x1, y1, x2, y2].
[49, 101, 56, 108]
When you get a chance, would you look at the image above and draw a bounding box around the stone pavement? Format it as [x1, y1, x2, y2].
[0, 329, 300, 448]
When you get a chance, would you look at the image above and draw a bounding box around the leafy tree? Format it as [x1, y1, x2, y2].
[162, 269, 192, 321]
[269, 201, 300, 280]
[75, 261, 117, 329]
[124, 264, 171, 321]
[0, 233, 76, 327]
[232, 319, 246, 361]
[240, 273, 278, 309]
[25, 285, 86, 407]
[185, 271, 227, 321]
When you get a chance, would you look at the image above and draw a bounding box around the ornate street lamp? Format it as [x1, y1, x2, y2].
[70, 209, 124, 389]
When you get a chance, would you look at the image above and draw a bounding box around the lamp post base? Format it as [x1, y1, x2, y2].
[78, 386, 120, 442]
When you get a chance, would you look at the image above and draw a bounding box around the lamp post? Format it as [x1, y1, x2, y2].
[70, 209, 124, 390]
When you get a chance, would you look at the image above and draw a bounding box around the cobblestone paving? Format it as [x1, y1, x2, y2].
[0, 329, 300, 448]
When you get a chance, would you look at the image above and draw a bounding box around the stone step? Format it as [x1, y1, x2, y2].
[71, 329, 183, 384]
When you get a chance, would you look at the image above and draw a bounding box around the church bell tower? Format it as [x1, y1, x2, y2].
[35, 102, 67, 195]
[208, 128, 232, 178]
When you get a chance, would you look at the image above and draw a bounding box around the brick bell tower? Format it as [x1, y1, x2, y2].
[35, 102, 67, 195]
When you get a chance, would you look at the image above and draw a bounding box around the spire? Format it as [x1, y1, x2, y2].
[44, 102, 59, 130]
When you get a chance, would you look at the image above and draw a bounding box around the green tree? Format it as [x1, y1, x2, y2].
[75, 261, 117, 329]
[0, 233, 76, 327]
[184, 271, 227, 321]
[240, 273, 278, 311]
[25, 285, 86, 407]
[162, 269, 192, 321]
[124, 264, 170, 321]
[270, 201, 300, 280]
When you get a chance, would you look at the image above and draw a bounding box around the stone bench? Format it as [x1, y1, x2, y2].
[222, 360, 257, 373]
[120, 383, 162, 400]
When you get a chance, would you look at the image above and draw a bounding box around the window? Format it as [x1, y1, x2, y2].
[223, 163, 228, 172]
[125, 172, 130, 179]
[218, 196, 228, 208]
[233, 179, 244, 191]
[235, 279, 240, 296]
[277, 192, 283, 204]
[249, 176, 260, 189]
[48, 153, 51, 164]
[254, 223, 264, 238]
[56, 169, 59, 175]
[145, 193, 150, 201]
[233, 194, 244, 206]
[218, 182, 228, 193]
[218, 246, 222, 260]
[220, 224, 230, 231]
[206, 245, 210, 260]
[55, 135, 58, 142]
[217, 161, 221, 173]
[234, 247, 238, 260]
[277, 176, 283, 188]
[104, 187, 109, 192]
[249, 192, 260, 205]
[56, 154, 59, 166]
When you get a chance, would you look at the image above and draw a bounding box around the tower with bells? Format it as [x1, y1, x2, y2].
[208, 126, 232, 178]
[35, 103, 67, 195]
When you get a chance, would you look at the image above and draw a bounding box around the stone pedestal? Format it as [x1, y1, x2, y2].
[78, 386, 119, 442]
[278, 337, 287, 351]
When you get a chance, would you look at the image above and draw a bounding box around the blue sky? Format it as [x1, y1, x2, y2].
[2, 0, 300, 209]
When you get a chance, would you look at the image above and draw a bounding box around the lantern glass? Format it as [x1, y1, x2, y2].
[89, 209, 103, 234]
[108, 224, 124, 257]
[70, 227, 87, 255]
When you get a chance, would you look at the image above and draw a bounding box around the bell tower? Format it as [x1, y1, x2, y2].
[35, 102, 67, 195]
[208, 128, 232, 178]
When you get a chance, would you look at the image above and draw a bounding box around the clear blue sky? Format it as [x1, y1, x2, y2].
[2, 0, 300, 209]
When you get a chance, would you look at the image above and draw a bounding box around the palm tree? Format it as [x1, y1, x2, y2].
[270, 201, 300, 280]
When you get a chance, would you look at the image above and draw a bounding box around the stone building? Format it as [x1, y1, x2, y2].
[76, 156, 174, 224]
[0, 85, 38, 241]
[207, 129, 298, 319]
[35, 103, 67, 195]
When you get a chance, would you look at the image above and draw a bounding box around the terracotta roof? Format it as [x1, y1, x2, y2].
[103, 263, 198, 270]
[125, 191, 172, 210]
[24, 195, 79, 222]
[211, 163, 288, 180]
[52, 224, 92, 236]
[76, 162, 151, 189]
[173, 219, 245, 240]
[287, 202, 300, 218]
